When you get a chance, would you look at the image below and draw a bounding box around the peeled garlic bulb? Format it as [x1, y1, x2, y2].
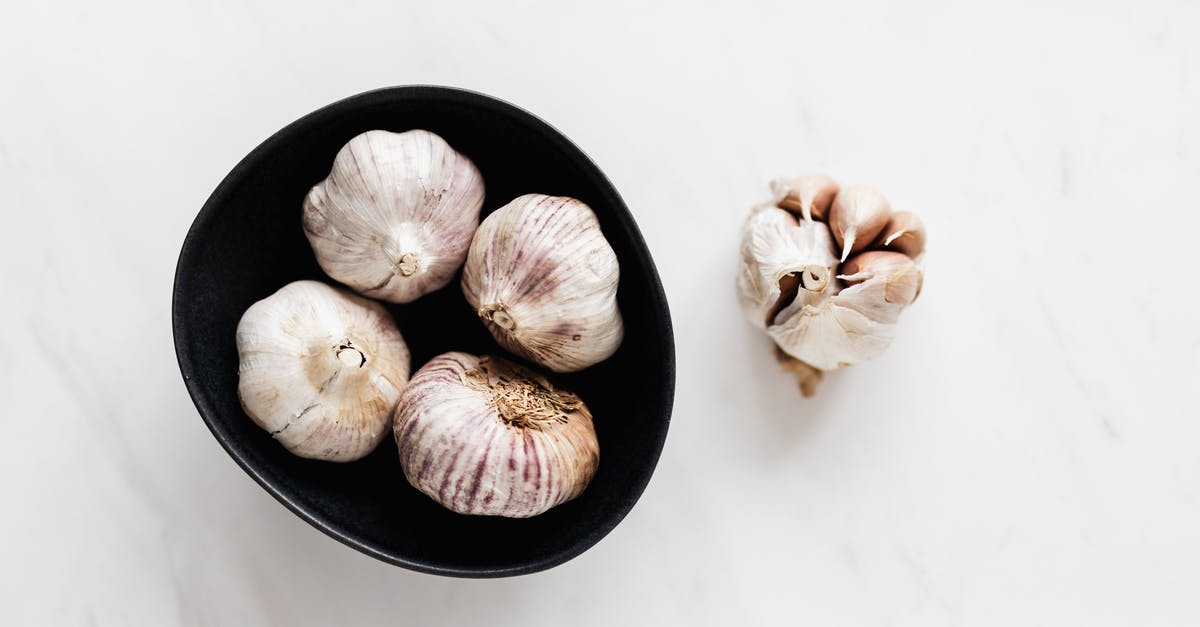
[828, 184, 892, 262]
[738, 175, 926, 396]
[303, 129, 484, 303]
[393, 353, 599, 518]
[462, 194, 623, 372]
[236, 280, 410, 461]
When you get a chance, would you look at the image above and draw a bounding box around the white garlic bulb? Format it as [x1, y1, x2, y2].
[393, 352, 599, 518]
[738, 176, 925, 395]
[461, 194, 623, 372]
[303, 129, 484, 303]
[236, 280, 410, 461]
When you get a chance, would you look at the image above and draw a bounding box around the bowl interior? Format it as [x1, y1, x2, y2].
[173, 87, 674, 577]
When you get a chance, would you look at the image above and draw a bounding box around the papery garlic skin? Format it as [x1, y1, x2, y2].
[737, 207, 838, 328]
[236, 280, 410, 461]
[462, 194, 623, 373]
[393, 353, 599, 518]
[765, 280, 903, 371]
[303, 129, 484, 303]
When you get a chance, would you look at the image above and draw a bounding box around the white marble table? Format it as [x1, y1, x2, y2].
[3, 0, 1198, 624]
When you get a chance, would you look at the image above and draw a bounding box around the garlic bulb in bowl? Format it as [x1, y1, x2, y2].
[236, 280, 410, 461]
[303, 129, 484, 303]
[393, 352, 599, 518]
[739, 176, 926, 397]
[462, 194, 623, 372]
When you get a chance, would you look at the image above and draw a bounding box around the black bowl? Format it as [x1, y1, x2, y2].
[173, 86, 674, 577]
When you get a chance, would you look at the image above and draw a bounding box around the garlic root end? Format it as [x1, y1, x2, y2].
[774, 346, 823, 398]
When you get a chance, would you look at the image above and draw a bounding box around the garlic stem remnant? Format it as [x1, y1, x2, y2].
[303, 129, 484, 303]
[462, 194, 623, 372]
[393, 353, 599, 518]
[236, 281, 411, 461]
[481, 304, 517, 331]
[738, 175, 926, 396]
[395, 252, 420, 277]
[799, 264, 830, 292]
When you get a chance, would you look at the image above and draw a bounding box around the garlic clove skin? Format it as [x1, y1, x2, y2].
[461, 194, 622, 373]
[393, 352, 599, 518]
[767, 298, 895, 371]
[770, 174, 840, 222]
[236, 280, 411, 461]
[769, 252, 921, 370]
[303, 129, 485, 303]
[759, 252, 919, 372]
[828, 184, 892, 262]
[737, 207, 839, 329]
[876, 211, 927, 258]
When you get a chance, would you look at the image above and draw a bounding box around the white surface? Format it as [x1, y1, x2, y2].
[2, 0, 1198, 624]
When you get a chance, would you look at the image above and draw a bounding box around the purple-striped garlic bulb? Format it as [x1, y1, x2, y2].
[303, 129, 485, 303]
[462, 194, 623, 373]
[393, 352, 600, 518]
[236, 280, 411, 461]
[739, 176, 926, 397]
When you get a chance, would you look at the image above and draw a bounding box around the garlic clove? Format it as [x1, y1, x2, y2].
[737, 207, 839, 329]
[461, 194, 622, 373]
[828, 184, 892, 262]
[393, 352, 599, 518]
[236, 280, 410, 461]
[839, 250, 922, 306]
[303, 129, 484, 303]
[770, 175, 840, 222]
[876, 211, 927, 258]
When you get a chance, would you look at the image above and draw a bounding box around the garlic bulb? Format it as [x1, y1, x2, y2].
[461, 194, 623, 372]
[393, 352, 599, 518]
[303, 129, 484, 303]
[738, 176, 926, 396]
[236, 280, 410, 461]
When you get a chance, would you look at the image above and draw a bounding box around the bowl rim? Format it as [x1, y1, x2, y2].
[172, 84, 676, 577]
